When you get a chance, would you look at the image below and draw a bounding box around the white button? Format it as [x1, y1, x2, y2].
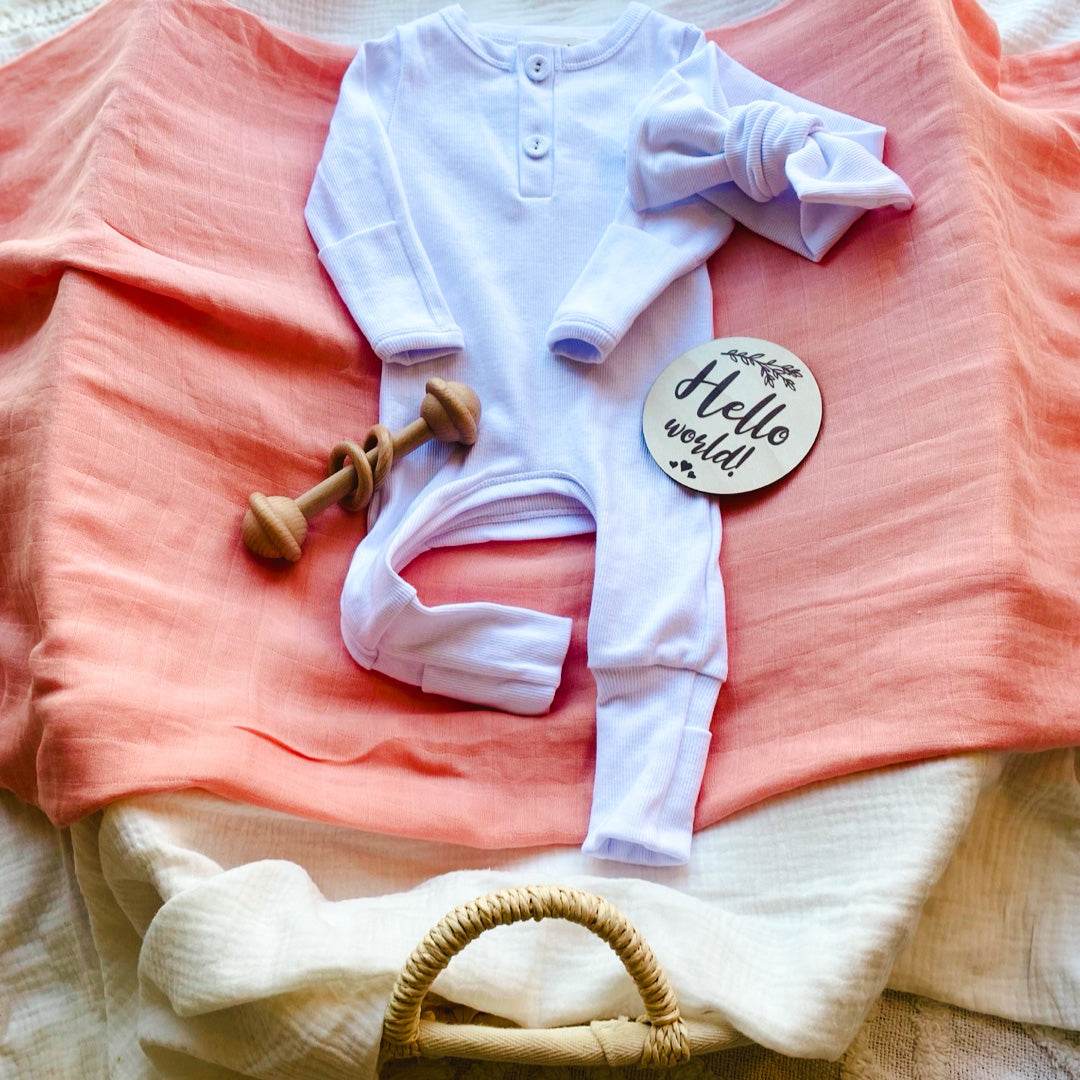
[523, 134, 550, 159]
[525, 53, 550, 82]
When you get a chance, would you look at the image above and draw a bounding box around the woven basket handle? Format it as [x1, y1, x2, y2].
[382, 885, 690, 1068]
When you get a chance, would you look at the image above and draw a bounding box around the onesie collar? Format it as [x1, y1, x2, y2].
[440, 3, 650, 71]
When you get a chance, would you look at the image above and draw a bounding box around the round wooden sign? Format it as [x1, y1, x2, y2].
[643, 337, 822, 496]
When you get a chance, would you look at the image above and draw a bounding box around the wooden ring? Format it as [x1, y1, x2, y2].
[364, 424, 395, 490]
[329, 424, 394, 512]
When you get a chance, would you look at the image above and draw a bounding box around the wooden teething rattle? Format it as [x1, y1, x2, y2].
[242, 377, 480, 562]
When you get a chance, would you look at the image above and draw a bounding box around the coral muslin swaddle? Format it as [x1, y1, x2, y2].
[304, 7, 911, 864]
[0, 0, 1077, 850]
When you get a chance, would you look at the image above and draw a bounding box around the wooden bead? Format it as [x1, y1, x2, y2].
[241, 380, 481, 563]
[421, 377, 480, 446]
[244, 493, 307, 562]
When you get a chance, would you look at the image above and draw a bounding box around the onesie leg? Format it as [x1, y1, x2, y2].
[341, 474, 588, 716]
[580, 435, 726, 865]
[584, 667, 720, 865]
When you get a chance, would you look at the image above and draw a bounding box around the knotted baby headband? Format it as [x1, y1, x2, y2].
[627, 43, 914, 260]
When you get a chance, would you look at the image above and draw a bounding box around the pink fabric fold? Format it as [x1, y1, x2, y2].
[0, 0, 1077, 845]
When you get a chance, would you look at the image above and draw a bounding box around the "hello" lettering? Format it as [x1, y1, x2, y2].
[673, 361, 790, 446]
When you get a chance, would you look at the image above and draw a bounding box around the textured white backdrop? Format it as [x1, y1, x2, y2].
[2, 0, 1080, 60]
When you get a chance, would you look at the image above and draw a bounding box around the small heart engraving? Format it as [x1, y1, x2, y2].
[679, 460, 692, 473]
[669, 460, 679, 469]
[687, 470, 697, 479]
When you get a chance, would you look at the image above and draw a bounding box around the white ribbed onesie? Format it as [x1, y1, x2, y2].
[305, 3, 912, 865]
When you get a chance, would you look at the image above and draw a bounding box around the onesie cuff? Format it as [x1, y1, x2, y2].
[546, 315, 619, 364]
[583, 666, 720, 867]
[314, 221, 465, 366]
[370, 327, 465, 366]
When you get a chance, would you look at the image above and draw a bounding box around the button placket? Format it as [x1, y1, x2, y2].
[516, 43, 555, 198]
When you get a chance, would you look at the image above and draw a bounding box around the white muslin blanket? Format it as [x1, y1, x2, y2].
[16, 747, 1066, 1077]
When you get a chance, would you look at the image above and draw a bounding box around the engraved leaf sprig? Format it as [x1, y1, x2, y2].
[721, 348, 802, 392]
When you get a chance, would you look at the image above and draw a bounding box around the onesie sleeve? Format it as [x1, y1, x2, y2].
[546, 193, 735, 364]
[305, 31, 465, 366]
[547, 37, 913, 364]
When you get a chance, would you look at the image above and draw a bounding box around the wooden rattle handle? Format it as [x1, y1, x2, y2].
[242, 378, 480, 562]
